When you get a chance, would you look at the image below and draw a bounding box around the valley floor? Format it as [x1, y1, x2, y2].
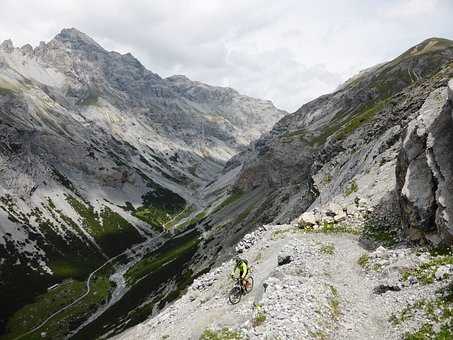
[115, 224, 453, 340]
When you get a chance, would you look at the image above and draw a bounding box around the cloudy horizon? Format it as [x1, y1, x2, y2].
[1, 0, 452, 112]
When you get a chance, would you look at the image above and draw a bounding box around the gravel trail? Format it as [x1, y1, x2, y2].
[114, 225, 440, 340]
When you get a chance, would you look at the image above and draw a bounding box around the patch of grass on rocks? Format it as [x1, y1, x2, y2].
[252, 309, 267, 327]
[357, 254, 370, 268]
[271, 227, 295, 240]
[391, 283, 453, 339]
[320, 243, 335, 255]
[343, 180, 358, 197]
[361, 221, 399, 248]
[301, 222, 360, 235]
[199, 328, 245, 340]
[401, 254, 453, 285]
[328, 285, 341, 320]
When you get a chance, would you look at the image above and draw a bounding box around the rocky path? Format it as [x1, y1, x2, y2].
[322, 235, 393, 340]
[114, 224, 450, 340]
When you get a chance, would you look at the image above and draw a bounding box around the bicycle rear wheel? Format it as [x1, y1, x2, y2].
[245, 277, 254, 293]
[229, 286, 242, 304]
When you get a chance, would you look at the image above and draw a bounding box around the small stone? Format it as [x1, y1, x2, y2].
[277, 253, 292, 266]
[407, 276, 418, 285]
[375, 246, 387, 255]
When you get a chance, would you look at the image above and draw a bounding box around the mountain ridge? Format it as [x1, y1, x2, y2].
[0, 28, 285, 338]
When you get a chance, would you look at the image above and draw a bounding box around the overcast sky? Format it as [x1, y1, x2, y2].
[1, 0, 452, 112]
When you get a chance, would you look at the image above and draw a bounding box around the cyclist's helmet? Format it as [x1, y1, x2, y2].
[235, 257, 243, 265]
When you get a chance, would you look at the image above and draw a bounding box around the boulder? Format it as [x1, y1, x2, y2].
[373, 284, 401, 295]
[277, 252, 293, 266]
[334, 211, 347, 223]
[297, 211, 317, 226]
[435, 264, 453, 281]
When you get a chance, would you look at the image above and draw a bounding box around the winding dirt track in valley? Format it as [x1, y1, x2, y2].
[13, 234, 164, 340]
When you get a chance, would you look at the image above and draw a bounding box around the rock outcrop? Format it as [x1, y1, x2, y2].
[396, 83, 453, 245]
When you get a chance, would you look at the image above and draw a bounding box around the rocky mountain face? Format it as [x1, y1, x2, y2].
[0, 28, 284, 337]
[116, 38, 453, 340]
[216, 37, 453, 247]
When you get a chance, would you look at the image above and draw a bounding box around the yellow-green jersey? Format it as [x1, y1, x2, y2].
[231, 261, 249, 279]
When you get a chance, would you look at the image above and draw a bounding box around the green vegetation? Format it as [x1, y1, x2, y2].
[132, 187, 186, 231]
[4, 276, 113, 340]
[164, 205, 196, 229]
[328, 285, 341, 320]
[234, 203, 256, 225]
[302, 96, 390, 147]
[310, 330, 329, 340]
[52, 169, 79, 195]
[280, 129, 312, 144]
[300, 221, 361, 235]
[191, 210, 207, 223]
[357, 254, 370, 268]
[356, 253, 382, 272]
[335, 100, 388, 140]
[271, 227, 295, 240]
[343, 180, 358, 197]
[200, 328, 245, 340]
[362, 220, 399, 247]
[80, 90, 99, 106]
[322, 174, 332, 184]
[213, 189, 244, 213]
[401, 253, 453, 285]
[360, 206, 400, 247]
[252, 309, 266, 327]
[132, 206, 170, 230]
[273, 223, 360, 240]
[405, 322, 453, 340]
[173, 208, 208, 231]
[125, 230, 200, 286]
[320, 243, 335, 255]
[390, 283, 453, 340]
[0, 86, 15, 96]
[66, 195, 144, 257]
[309, 124, 340, 146]
[254, 252, 263, 263]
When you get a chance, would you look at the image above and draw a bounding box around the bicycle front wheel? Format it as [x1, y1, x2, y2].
[229, 286, 242, 304]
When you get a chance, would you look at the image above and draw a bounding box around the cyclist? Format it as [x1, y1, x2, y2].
[230, 257, 250, 289]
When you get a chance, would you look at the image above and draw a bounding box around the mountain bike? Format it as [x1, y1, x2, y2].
[228, 277, 254, 304]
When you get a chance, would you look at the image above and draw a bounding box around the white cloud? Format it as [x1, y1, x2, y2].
[382, 0, 439, 18]
[0, 0, 452, 112]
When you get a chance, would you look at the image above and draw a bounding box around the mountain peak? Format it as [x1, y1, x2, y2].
[166, 75, 191, 82]
[52, 27, 103, 50]
[0, 39, 14, 52]
[400, 37, 453, 59]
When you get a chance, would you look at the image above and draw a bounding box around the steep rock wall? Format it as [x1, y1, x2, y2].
[396, 82, 453, 245]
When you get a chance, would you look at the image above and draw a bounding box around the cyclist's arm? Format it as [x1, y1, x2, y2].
[231, 267, 239, 278]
